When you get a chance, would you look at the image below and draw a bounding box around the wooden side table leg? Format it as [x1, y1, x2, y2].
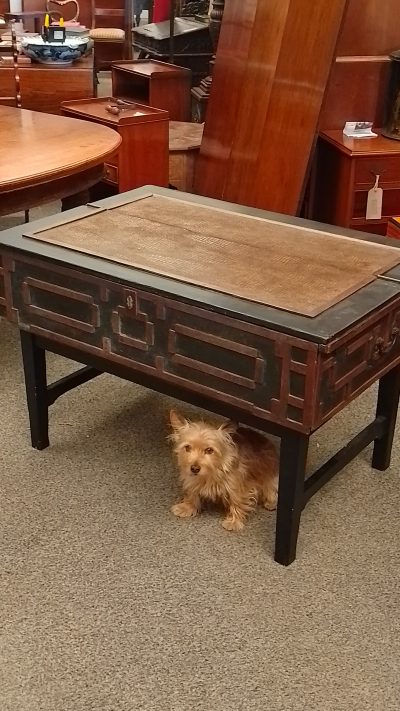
[274, 430, 309, 566]
[20, 330, 50, 450]
[372, 365, 400, 471]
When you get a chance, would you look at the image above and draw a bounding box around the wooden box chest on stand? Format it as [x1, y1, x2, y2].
[111, 60, 192, 122]
[312, 130, 400, 236]
[2, 185, 400, 566]
[61, 97, 169, 194]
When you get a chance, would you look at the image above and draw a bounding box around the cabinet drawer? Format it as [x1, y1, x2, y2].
[355, 156, 400, 187]
[104, 162, 119, 186]
[353, 188, 400, 219]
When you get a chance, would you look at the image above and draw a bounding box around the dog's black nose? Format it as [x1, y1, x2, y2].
[190, 464, 200, 475]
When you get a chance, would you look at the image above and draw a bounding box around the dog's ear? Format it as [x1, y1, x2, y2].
[219, 420, 238, 436]
[169, 409, 188, 430]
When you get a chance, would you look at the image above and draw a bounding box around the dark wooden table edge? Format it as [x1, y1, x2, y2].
[0, 166, 105, 218]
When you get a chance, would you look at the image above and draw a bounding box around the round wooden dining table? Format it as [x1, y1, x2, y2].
[0, 105, 121, 217]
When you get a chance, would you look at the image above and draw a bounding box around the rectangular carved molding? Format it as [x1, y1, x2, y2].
[7, 257, 320, 432]
[7, 253, 400, 433]
[315, 306, 400, 426]
[22, 276, 100, 334]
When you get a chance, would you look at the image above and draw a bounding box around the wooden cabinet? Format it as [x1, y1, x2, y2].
[111, 60, 191, 121]
[0, 57, 95, 114]
[61, 97, 169, 193]
[312, 130, 400, 235]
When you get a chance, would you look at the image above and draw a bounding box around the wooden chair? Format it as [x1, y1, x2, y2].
[89, 0, 132, 75]
[0, 22, 21, 108]
[46, 0, 81, 23]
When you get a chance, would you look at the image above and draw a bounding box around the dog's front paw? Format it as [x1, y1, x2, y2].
[171, 501, 198, 518]
[222, 515, 245, 532]
[263, 495, 277, 511]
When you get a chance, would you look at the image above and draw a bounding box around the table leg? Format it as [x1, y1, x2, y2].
[372, 364, 400, 471]
[274, 430, 309, 566]
[20, 330, 49, 450]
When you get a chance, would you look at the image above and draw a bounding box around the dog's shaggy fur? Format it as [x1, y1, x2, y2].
[169, 410, 279, 531]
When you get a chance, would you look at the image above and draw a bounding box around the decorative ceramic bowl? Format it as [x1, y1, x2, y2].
[20, 34, 93, 65]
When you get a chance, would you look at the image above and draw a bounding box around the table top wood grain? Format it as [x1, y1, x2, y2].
[0, 105, 121, 193]
[24, 193, 400, 318]
[320, 129, 400, 157]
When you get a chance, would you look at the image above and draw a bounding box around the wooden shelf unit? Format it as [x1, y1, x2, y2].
[111, 60, 191, 122]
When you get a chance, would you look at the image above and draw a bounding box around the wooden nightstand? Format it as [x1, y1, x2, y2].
[312, 130, 400, 235]
[61, 97, 169, 194]
[111, 60, 192, 122]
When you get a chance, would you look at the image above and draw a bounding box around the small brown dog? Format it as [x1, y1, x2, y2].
[169, 410, 279, 531]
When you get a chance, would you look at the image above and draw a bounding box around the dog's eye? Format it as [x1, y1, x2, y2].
[204, 447, 214, 455]
[184, 444, 192, 452]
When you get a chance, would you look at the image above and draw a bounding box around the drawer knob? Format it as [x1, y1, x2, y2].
[371, 326, 399, 361]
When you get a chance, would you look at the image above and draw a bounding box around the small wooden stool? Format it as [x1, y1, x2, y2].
[169, 121, 204, 192]
[387, 217, 400, 240]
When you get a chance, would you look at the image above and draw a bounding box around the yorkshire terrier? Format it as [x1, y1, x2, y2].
[169, 410, 279, 531]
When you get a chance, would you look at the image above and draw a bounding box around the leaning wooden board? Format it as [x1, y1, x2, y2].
[194, 0, 349, 215]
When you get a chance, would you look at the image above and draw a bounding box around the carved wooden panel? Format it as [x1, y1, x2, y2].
[106, 287, 318, 430]
[9, 257, 319, 432]
[314, 304, 400, 426]
[10, 259, 106, 353]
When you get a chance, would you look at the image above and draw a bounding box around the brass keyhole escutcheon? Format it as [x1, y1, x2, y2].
[126, 294, 134, 310]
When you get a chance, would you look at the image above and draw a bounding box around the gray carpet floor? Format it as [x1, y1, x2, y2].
[1, 316, 400, 711]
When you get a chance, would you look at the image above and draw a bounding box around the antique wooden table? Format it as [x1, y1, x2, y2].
[0, 106, 121, 217]
[1, 186, 400, 566]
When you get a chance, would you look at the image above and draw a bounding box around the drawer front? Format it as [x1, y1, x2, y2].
[315, 303, 400, 427]
[11, 259, 105, 351]
[7, 256, 319, 433]
[104, 161, 119, 186]
[355, 156, 400, 187]
[353, 188, 400, 219]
